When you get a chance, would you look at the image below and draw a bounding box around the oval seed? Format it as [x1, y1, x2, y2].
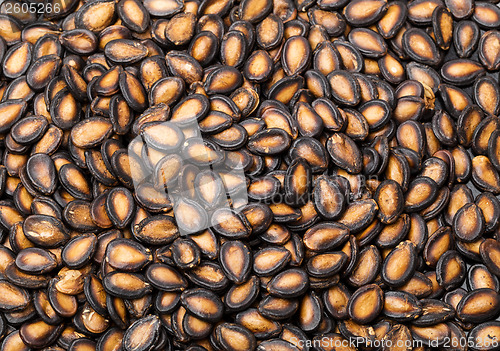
[374, 180, 404, 224]
[103, 272, 151, 299]
[15, 248, 57, 275]
[457, 289, 500, 324]
[219, 241, 251, 284]
[347, 284, 384, 324]
[382, 241, 417, 287]
[181, 288, 223, 322]
[383, 291, 422, 322]
[436, 250, 466, 290]
[122, 315, 160, 351]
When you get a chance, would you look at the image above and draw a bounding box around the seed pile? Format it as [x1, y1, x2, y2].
[2, 0, 500, 350]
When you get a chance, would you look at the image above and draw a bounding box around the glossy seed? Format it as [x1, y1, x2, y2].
[344, 0, 387, 26]
[347, 284, 384, 324]
[15, 248, 57, 275]
[412, 298, 455, 327]
[457, 289, 500, 324]
[219, 241, 251, 283]
[374, 180, 404, 224]
[383, 291, 422, 322]
[436, 250, 466, 290]
[103, 272, 151, 299]
[382, 241, 417, 287]
[441, 59, 485, 85]
[122, 315, 160, 351]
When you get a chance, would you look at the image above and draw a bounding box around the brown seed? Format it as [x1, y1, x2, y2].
[431, 110, 457, 147]
[473, 2, 500, 28]
[441, 59, 485, 86]
[297, 291, 322, 332]
[306, 252, 347, 278]
[267, 268, 309, 298]
[248, 128, 292, 156]
[188, 31, 218, 67]
[119, 71, 147, 112]
[439, 84, 473, 119]
[412, 298, 455, 327]
[378, 52, 405, 85]
[61, 233, 97, 269]
[47, 279, 77, 317]
[453, 203, 485, 242]
[26, 55, 62, 92]
[239, 0, 273, 23]
[433, 6, 453, 50]
[58, 163, 92, 201]
[282, 36, 311, 76]
[244, 50, 273, 83]
[0, 99, 27, 134]
[375, 1, 405, 38]
[211, 208, 251, 239]
[436, 250, 466, 290]
[374, 180, 404, 224]
[473, 116, 500, 155]
[103, 272, 152, 299]
[143, 0, 183, 16]
[326, 133, 362, 174]
[349, 28, 387, 58]
[347, 245, 381, 287]
[308, 8, 345, 37]
[384, 151, 410, 192]
[327, 71, 361, 107]
[165, 13, 196, 46]
[235, 308, 281, 339]
[453, 20, 480, 60]
[0, 279, 30, 312]
[472, 155, 500, 194]
[60, 29, 98, 55]
[480, 239, 500, 278]
[106, 238, 151, 272]
[312, 175, 345, 220]
[171, 238, 200, 270]
[468, 265, 499, 295]
[25, 153, 57, 195]
[22, 214, 69, 248]
[3, 42, 32, 79]
[405, 177, 438, 212]
[469, 321, 500, 351]
[149, 77, 185, 107]
[122, 315, 160, 351]
[70, 117, 113, 149]
[219, 241, 251, 283]
[303, 222, 349, 252]
[383, 291, 422, 322]
[54, 268, 85, 295]
[344, 0, 387, 26]
[402, 28, 441, 66]
[181, 288, 223, 322]
[214, 323, 257, 351]
[475, 76, 500, 117]
[383, 324, 414, 351]
[424, 226, 454, 268]
[134, 215, 179, 245]
[407, 0, 442, 25]
[348, 284, 384, 324]
[312, 41, 342, 77]
[204, 65, 243, 95]
[457, 289, 500, 324]
[15, 248, 57, 275]
[19, 319, 63, 349]
[382, 241, 417, 287]
[166, 51, 203, 85]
